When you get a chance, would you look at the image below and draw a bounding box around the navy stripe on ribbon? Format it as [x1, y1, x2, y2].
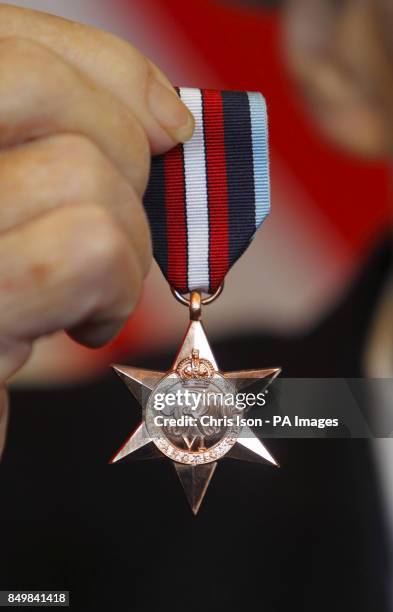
[222, 91, 256, 268]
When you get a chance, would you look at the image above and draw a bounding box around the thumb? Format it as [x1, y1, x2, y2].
[0, 388, 9, 461]
[0, 341, 31, 461]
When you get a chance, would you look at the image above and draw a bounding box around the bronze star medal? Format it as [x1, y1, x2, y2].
[110, 87, 279, 513]
[110, 291, 280, 514]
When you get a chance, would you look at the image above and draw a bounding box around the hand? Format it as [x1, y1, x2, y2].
[283, 0, 393, 157]
[0, 4, 194, 459]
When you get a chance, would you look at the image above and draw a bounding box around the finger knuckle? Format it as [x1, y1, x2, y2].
[74, 206, 128, 273]
[52, 134, 108, 188]
[0, 36, 45, 59]
[0, 37, 53, 77]
[0, 37, 72, 104]
[67, 204, 141, 316]
[114, 103, 151, 191]
[51, 133, 99, 160]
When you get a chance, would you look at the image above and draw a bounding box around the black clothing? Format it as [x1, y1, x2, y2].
[0, 239, 391, 611]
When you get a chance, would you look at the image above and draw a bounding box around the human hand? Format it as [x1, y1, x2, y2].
[283, 0, 393, 157]
[0, 3, 194, 459]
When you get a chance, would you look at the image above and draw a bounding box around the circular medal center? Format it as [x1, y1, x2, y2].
[145, 366, 241, 464]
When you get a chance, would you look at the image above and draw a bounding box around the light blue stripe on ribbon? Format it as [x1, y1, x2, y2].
[247, 91, 270, 227]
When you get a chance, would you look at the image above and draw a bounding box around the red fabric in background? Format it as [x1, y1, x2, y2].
[121, 0, 390, 254]
[86, 0, 390, 363]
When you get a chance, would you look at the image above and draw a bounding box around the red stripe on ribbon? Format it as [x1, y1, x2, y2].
[164, 144, 187, 292]
[202, 89, 229, 292]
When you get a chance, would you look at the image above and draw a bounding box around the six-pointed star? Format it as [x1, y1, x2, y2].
[110, 317, 280, 514]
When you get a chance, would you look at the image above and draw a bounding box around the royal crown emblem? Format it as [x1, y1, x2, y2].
[176, 349, 214, 383]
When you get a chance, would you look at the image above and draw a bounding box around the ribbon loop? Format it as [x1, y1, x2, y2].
[143, 88, 270, 294]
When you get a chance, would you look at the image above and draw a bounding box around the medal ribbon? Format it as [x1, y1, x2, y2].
[143, 88, 270, 294]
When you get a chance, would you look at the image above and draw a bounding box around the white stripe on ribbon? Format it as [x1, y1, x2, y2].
[247, 92, 270, 227]
[179, 87, 210, 292]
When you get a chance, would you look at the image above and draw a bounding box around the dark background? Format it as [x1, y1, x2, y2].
[1, 239, 391, 611]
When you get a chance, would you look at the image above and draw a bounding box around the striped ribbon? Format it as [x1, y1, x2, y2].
[143, 88, 270, 294]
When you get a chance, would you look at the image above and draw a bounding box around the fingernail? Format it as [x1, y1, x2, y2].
[147, 78, 194, 143]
